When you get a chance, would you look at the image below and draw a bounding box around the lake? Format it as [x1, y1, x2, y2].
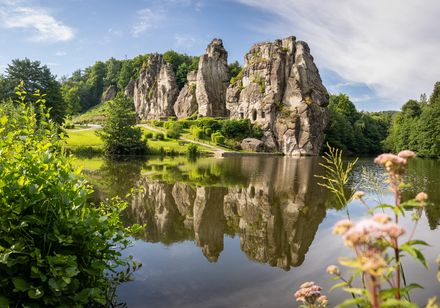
[76, 155, 440, 307]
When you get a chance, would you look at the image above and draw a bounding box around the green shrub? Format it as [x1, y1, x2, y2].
[220, 119, 260, 139]
[190, 125, 205, 139]
[194, 117, 222, 131]
[165, 121, 183, 139]
[152, 120, 164, 127]
[97, 95, 148, 156]
[168, 116, 177, 121]
[144, 132, 153, 139]
[0, 86, 142, 307]
[187, 112, 198, 120]
[204, 127, 213, 137]
[155, 132, 165, 140]
[186, 143, 199, 158]
[179, 119, 192, 129]
[211, 131, 225, 145]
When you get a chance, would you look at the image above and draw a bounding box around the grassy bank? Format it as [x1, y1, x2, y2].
[65, 127, 215, 156]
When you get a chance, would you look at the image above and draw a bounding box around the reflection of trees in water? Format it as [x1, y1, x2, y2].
[121, 157, 328, 270]
[84, 158, 145, 203]
[405, 159, 440, 229]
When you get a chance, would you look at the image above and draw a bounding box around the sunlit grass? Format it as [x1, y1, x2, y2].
[66, 128, 214, 154]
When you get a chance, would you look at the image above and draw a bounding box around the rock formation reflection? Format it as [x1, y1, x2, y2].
[121, 156, 328, 270]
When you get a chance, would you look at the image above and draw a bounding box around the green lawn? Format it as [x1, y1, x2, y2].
[66, 129, 103, 148]
[65, 128, 214, 155]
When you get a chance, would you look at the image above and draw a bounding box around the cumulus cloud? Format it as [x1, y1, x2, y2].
[236, 0, 440, 105]
[131, 8, 165, 37]
[0, 0, 74, 42]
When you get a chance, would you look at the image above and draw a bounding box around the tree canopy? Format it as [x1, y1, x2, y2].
[384, 82, 440, 157]
[0, 58, 65, 123]
[325, 94, 391, 155]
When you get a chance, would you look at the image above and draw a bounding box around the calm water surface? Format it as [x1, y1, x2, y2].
[78, 156, 440, 307]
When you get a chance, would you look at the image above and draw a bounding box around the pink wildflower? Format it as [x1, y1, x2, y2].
[333, 219, 353, 235]
[372, 213, 391, 224]
[415, 192, 428, 203]
[398, 150, 416, 159]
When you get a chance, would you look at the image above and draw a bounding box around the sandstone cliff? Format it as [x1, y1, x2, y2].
[133, 53, 178, 119]
[173, 71, 198, 118]
[226, 36, 329, 155]
[195, 38, 230, 117]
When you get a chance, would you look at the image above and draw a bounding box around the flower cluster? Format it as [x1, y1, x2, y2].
[294, 282, 328, 307]
[334, 214, 405, 248]
[374, 150, 416, 174]
[326, 265, 340, 276]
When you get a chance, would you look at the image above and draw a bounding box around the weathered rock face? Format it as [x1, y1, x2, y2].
[174, 71, 198, 119]
[133, 53, 178, 119]
[227, 36, 329, 155]
[241, 138, 264, 152]
[196, 38, 230, 117]
[101, 85, 117, 102]
[124, 79, 135, 98]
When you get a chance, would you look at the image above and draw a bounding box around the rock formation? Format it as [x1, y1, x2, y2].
[125, 79, 136, 98]
[241, 138, 264, 152]
[101, 85, 117, 102]
[195, 38, 230, 117]
[129, 36, 329, 155]
[226, 36, 329, 155]
[133, 53, 179, 119]
[173, 71, 198, 118]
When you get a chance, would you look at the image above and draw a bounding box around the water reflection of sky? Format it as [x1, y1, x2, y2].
[79, 156, 440, 307]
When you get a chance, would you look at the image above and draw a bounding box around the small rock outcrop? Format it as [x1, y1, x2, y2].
[174, 71, 198, 119]
[133, 53, 179, 119]
[196, 39, 230, 117]
[101, 85, 117, 102]
[125, 79, 136, 98]
[241, 138, 264, 152]
[227, 36, 329, 155]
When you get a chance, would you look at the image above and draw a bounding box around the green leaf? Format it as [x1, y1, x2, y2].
[382, 298, 417, 307]
[400, 244, 429, 269]
[0, 296, 10, 308]
[336, 297, 366, 308]
[28, 286, 44, 299]
[343, 287, 366, 295]
[12, 277, 30, 292]
[330, 281, 348, 291]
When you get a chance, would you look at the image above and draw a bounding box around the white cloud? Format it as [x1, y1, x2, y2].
[131, 8, 165, 37]
[174, 34, 200, 49]
[0, 0, 74, 42]
[55, 50, 67, 56]
[236, 0, 440, 105]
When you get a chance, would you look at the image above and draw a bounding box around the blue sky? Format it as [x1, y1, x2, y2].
[1, 0, 440, 111]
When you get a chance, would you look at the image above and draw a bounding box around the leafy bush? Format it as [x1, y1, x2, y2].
[211, 131, 225, 145]
[220, 119, 261, 139]
[190, 125, 205, 139]
[204, 127, 213, 137]
[155, 132, 165, 140]
[152, 120, 164, 127]
[166, 121, 183, 139]
[0, 86, 142, 306]
[144, 132, 153, 139]
[194, 117, 222, 131]
[97, 95, 148, 156]
[186, 143, 199, 158]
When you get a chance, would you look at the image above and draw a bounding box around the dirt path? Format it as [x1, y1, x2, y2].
[139, 124, 227, 157]
[68, 124, 101, 133]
